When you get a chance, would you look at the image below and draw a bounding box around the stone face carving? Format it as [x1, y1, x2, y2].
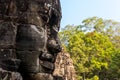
[0, 0, 62, 80]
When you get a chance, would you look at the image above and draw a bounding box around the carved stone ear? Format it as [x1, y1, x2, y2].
[0, 22, 17, 48]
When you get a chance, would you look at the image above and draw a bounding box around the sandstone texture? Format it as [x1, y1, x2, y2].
[0, 0, 76, 80]
[54, 51, 76, 80]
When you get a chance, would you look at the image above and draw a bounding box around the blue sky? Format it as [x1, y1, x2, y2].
[60, 0, 120, 28]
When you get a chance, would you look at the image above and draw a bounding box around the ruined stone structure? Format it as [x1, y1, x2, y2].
[0, 0, 63, 80]
[54, 51, 76, 80]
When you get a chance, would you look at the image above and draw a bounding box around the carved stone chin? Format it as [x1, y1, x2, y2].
[0, 0, 62, 80]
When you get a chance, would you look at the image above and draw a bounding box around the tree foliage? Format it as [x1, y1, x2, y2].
[82, 16, 120, 49]
[59, 17, 120, 80]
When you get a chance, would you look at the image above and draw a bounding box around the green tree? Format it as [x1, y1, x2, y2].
[82, 17, 120, 79]
[59, 25, 114, 80]
[59, 17, 120, 80]
[82, 16, 120, 49]
[106, 49, 120, 80]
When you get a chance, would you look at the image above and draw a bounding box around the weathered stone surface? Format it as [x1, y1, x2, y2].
[21, 73, 65, 80]
[17, 51, 40, 73]
[1, 59, 21, 72]
[53, 51, 76, 80]
[0, 0, 62, 80]
[0, 68, 22, 80]
[0, 49, 20, 71]
[16, 24, 47, 51]
[40, 52, 54, 61]
[22, 73, 54, 80]
[0, 22, 17, 49]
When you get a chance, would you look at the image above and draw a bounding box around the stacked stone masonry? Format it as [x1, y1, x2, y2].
[54, 51, 76, 80]
[0, 0, 76, 80]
